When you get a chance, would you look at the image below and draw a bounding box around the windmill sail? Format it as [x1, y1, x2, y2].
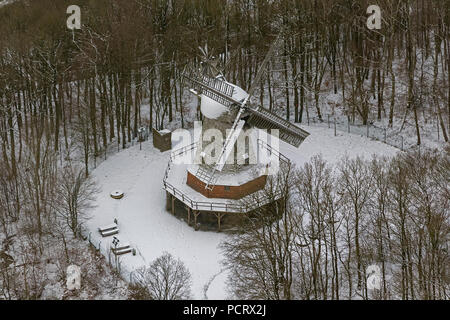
[182, 69, 239, 107]
[246, 106, 310, 147]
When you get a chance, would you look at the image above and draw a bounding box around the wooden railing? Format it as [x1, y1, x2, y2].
[169, 141, 199, 162]
[162, 137, 288, 213]
[163, 179, 284, 213]
[164, 142, 198, 181]
[257, 139, 291, 166]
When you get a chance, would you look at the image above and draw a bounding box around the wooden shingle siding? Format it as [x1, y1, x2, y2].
[187, 171, 267, 199]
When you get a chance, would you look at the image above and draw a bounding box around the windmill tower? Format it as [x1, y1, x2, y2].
[163, 34, 310, 231]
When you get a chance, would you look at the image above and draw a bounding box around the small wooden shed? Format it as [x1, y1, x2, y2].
[153, 128, 172, 152]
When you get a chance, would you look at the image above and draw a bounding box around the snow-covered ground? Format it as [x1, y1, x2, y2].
[85, 124, 399, 299]
[283, 125, 399, 168]
[0, 0, 14, 8]
[85, 141, 228, 299]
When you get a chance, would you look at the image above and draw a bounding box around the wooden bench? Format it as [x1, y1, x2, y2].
[111, 243, 132, 256]
[98, 223, 119, 237]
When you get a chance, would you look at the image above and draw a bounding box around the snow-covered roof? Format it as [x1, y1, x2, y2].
[187, 164, 266, 187]
[230, 83, 248, 102]
[200, 81, 249, 119]
[200, 94, 228, 119]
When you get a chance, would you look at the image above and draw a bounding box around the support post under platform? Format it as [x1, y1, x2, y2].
[171, 196, 175, 215]
[214, 212, 226, 232]
[193, 210, 200, 230]
[165, 192, 171, 211]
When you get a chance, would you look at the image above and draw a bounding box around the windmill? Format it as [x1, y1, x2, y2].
[183, 33, 310, 191]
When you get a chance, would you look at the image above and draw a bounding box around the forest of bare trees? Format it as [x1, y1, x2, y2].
[0, 0, 448, 300]
[223, 148, 449, 300]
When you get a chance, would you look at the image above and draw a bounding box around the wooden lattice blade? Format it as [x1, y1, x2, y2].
[246, 107, 310, 148]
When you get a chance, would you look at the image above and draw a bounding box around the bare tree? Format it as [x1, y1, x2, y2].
[221, 164, 295, 299]
[338, 156, 373, 296]
[54, 164, 98, 238]
[131, 252, 192, 300]
[292, 155, 342, 300]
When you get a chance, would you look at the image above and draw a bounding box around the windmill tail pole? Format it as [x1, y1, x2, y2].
[245, 32, 283, 102]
